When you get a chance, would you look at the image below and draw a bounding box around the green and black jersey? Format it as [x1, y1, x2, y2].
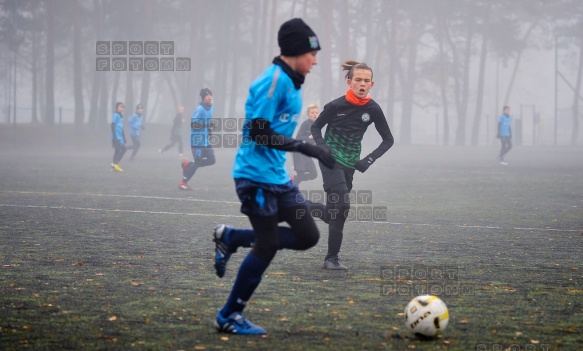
[311, 96, 393, 168]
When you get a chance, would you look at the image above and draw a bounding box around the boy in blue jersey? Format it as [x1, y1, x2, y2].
[497, 106, 512, 165]
[110, 102, 126, 172]
[211, 18, 335, 335]
[178, 89, 216, 190]
[127, 104, 145, 160]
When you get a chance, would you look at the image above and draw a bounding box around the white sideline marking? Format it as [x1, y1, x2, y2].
[1, 190, 240, 205]
[0, 203, 580, 233]
[0, 203, 246, 219]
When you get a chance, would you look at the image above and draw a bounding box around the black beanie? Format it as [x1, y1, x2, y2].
[278, 18, 321, 57]
[200, 88, 212, 100]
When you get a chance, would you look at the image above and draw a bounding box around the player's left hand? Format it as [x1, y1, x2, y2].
[355, 155, 375, 173]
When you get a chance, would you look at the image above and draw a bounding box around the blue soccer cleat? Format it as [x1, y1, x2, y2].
[214, 311, 267, 335]
[213, 224, 233, 278]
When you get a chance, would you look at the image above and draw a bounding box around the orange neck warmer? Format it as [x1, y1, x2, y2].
[345, 89, 371, 106]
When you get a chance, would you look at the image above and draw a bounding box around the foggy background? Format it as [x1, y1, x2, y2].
[1, 0, 582, 147]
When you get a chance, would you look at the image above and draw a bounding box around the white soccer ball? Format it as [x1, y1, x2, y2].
[404, 295, 449, 338]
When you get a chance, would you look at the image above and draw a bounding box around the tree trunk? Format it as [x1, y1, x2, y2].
[185, 0, 204, 113]
[123, 70, 133, 114]
[31, 16, 40, 124]
[400, 16, 420, 145]
[503, 20, 538, 105]
[444, 23, 460, 143]
[437, 17, 450, 146]
[455, 22, 474, 145]
[88, 0, 102, 126]
[73, 0, 85, 126]
[471, 34, 488, 145]
[139, 0, 154, 121]
[44, 0, 55, 125]
[571, 35, 583, 145]
[318, 0, 333, 104]
[386, 0, 398, 128]
[227, 4, 241, 118]
[98, 73, 108, 126]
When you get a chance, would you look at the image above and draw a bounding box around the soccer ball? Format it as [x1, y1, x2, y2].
[404, 295, 449, 338]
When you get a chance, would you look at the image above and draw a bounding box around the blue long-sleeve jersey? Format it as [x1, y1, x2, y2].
[111, 112, 125, 143]
[498, 114, 512, 137]
[128, 113, 143, 136]
[190, 103, 214, 147]
[232, 63, 302, 185]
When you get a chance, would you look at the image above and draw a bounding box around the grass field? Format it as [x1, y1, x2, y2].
[1, 128, 582, 351]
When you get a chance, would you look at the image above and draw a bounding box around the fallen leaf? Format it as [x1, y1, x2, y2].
[530, 340, 539, 344]
[108, 316, 117, 321]
[220, 336, 229, 341]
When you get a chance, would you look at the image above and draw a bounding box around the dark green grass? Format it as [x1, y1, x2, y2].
[1, 133, 582, 350]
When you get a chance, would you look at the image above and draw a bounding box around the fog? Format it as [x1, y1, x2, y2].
[1, 0, 582, 147]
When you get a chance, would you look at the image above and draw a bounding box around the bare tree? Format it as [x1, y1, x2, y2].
[73, 0, 84, 126]
[44, 0, 55, 125]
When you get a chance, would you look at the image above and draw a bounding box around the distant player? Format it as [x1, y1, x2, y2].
[292, 103, 320, 187]
[211, 18, 334, 335]
[311, 61, 394, 270]
[110, 102, 126, 172]
[178, 89, 215, 190]
[127, 103, 145, 161]
[159, 105, 186, 160]
[497, 106, 512, 166]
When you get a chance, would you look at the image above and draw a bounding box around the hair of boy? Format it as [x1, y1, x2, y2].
[306, 103, 318, 113]
[342, 60, 373, 80]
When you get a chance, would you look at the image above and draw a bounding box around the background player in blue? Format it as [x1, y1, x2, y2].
[311, 61, 394, 270]
[110, 102, 126, 172]
[127, 104, 145, 161]
[178, 89, 215, 190]
[211, 18, 335, 335]
[497, 106, 512, 166]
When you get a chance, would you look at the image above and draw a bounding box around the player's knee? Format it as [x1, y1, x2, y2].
[255, 237, 280, 255]
[294, 221, 320, 250]
[303, 229, 319, 250]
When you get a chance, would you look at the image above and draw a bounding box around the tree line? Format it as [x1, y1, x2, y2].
[1, 0, 582, 144]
